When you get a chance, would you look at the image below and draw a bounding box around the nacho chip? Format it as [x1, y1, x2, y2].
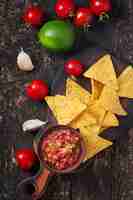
[91, 79, 104, 100]
[102, 111, 119, 128]
[86, 101, 106, 125]
[84, 55, 118, 90]
[99, 112, 119, 134]
[118, 66, 133, 84]
[78, 126, 112, 161]
[45, 95, 86, 125]
[118, 66, 133, 98]
[100, 127, 108, 133]
[70, 111, 97, 129]
[98, 85, 127, 116]
[66, 78, 92, 105]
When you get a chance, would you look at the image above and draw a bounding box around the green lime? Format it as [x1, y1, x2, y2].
[38, 20, 75, 52]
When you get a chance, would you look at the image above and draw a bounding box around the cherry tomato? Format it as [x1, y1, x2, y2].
[26, 80, 49, 101]
[55, 0, 75, 18]
[22, 5, 44, 26]
[64, 59, 84, 77]
[74, 7, 93, 27]
[90, 0, 111, 16]
[15, 148, 37, 170]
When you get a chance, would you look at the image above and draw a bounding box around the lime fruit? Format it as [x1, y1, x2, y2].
[38, 20, 75, 52]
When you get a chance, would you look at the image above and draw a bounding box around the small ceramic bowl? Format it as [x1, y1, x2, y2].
[17, 125, 86, 200]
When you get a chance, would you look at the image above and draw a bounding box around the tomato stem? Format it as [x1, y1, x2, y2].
[69, 11, 75, 17]
[99, 12, 110, 22]
[70, 75, 77, 81]
[83, 24, 91, 32]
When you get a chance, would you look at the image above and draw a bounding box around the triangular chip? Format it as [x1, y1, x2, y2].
[84, 55, 118, 90]
[102, 111, 119, 128]
[118, 66, 133, 84]
[66, 78, 92, 105]
[118, 66, 133, 98]
[100, 127, 108, 133]
[70, 111, 97, 129]
[99, 112, 119, 133]
[98, 85, 127, 116]
[86, 101, 106, 125]
[78, 126, 112, 161]
[91, 79, 104, 100]
[45, 95, 86, 125]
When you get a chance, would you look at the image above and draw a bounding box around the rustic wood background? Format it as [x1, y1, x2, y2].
[0, 0, 133, 200]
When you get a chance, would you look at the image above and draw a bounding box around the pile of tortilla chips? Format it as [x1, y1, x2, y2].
[45, 55, 133, 161]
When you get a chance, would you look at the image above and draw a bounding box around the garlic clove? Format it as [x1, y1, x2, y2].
[22, 119, 48, 132]
[17, 48, 34, 71]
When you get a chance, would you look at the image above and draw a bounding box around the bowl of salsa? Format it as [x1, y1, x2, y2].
[40, 126, 85, 172]
[17, 125, 86, 200]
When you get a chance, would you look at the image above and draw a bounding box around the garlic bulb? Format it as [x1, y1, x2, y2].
[22, 119, 48, 132]
[17, 48, 34, 71]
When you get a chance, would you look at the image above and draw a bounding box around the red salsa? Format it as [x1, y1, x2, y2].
[41, 128, 81, 170]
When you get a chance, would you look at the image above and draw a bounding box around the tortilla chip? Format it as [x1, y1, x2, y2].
[84, 55, 118, 90]
[100, 127, 108, 133]
[86, 101, 106, 125]
[102, 112, 119, 128]
[99, 112, 119, 133]
[70, 111, 97, 129]
[118, 66, 133, 84]
[118, 66, 133, 98]
[78, 126, 112, 161]
[66, 78, 92, 105]
[91, 79, 104, 100]
[45, 95, 86, 125]
[98, 85, 127, 116]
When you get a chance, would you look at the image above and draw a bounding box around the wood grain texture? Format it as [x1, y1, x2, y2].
[0, 0, 133, 200]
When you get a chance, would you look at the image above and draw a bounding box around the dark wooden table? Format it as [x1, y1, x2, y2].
[0, 0, 133, 200]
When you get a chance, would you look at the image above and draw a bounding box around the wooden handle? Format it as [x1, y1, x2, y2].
[32, 167, 53, 200]
[16, 167, 53, 200]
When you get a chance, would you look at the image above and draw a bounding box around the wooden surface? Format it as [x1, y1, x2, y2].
[0, 0, 133, 200]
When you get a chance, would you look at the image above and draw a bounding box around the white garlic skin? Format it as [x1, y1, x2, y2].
[17, 48, 34, 71]
[22, 119, 48, 132]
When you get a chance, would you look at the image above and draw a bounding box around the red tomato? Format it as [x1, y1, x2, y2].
[90, 0, 111, 16]
[74, 7, 93, 27]
[64, 59, 84, 77]
[22, 5, 44, 26]
[26, 80, 49, 101]
[15, 148, 37, 170]
[55, 0, 75, 18]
